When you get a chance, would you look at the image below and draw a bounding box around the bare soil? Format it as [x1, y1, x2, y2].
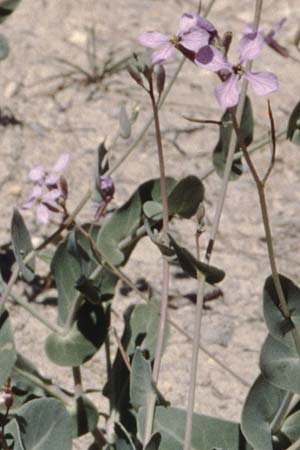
[1, 0, 300, 448]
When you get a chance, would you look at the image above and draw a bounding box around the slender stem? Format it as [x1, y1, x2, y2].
[91, 428, 107, 449]
[286, 438, 300, 450]
[143, 77, 170, 449]
[183, 271, 206, 450]
[205, 0, 264, 263]
[0, 269, 19, 310]
[230, 109, 300, 354]
[107, 56, 185, 177]
[72, 366, 84, 397]
[200, 128, 287, 181]
[182, 3, 263, 450]
[271, 392, 294, 434]
[9, 291, 61, 333]
[14, 366, 70, 403]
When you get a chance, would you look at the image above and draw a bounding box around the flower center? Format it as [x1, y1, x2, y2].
[233, 63, 244, 77]
[170, 35, 180, 46]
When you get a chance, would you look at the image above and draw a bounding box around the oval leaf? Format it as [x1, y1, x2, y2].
[45, 303, 109, 367]
[167, 175, 204, 219]
[260, 333, 300, 393]
[138, 406, 251, 450]
[263, 274, 300, 341]
[6, 398, 72, 450]
[130, 347, 155, 411]
[241, 373, 287, 450]
[11, 208, 35, 282]
[0, 309, 16, 385]
[168, 234, 225, 284]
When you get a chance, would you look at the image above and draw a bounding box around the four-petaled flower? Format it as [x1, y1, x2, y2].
[195, 31, 278, 108]
[22, 153, 70, 224]
[138, 13, 217, 65]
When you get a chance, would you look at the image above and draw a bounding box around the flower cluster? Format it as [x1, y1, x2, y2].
[138, 13, 282, 109]
[22, 154, 69, 224]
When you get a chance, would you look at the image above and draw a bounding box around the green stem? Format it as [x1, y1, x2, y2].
[205, 0, 264, 262]
[9, 291, 61, 333]
[200, 128, 287, 181]
[271, 392, 294, 434]
[183, 271, 206, 450]
[286, 437, 300, 450]
[14, 366, 70, 403]
[230, 110, 300, 354]
[143, 76, 170, 449]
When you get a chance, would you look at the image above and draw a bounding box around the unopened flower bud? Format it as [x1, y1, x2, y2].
[98, 176, 115, 202]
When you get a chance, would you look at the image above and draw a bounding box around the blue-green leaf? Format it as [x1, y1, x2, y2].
[6, 398, 72, 450]
[241, 373, 287, 450]
[11, 208, 35, 282]
[138, 406, 251, 450]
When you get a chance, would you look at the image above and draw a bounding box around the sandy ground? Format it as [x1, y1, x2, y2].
[1, 0, 300, 448]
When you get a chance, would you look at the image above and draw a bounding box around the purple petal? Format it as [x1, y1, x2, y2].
[45, 174, 59, 186]
[214, 74, 240, 108]
[195, 15, 217, 35]
[244, 70, 278, 96]
[36, 204, 50, 224]
[21, 198, 35, 210]
[138, 32, 169, 49]
[151, 43, 174, 65]
[180, 29, 210, 52]
[178, 13, 198, 35]
[242, 24, 263, 35]
[52, 153, 70, 172]
[29, 164, 44, 183]
[265, 17, 286, 44]
[42, 189, 61, 203]
[239, 32, 264, 63]
[195, 45, 231, 72]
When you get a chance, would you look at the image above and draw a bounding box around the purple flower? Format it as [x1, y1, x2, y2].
[242, 18, 288, 58]
[195, 32, 278, 108]
[29, 153, 70, 187]
[22, 154, 70, 224]
[22, 185, 62, 224]
[138, 13, 217, 65]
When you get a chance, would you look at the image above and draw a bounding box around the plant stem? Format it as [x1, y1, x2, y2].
[72, 366, 84, 397]
[230, 110, 300, 354]
[9, 291, 61, 333]
[14, 366, 70, 403]
[286, 437, 300, 450]
[183, 2, 264, 450]
[200, 128, 287, 181]
[205, 0, 264, 263]
[183, 271, 206, 450]
[271, 392, 294, 434]
[142, 76, 170, 449]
